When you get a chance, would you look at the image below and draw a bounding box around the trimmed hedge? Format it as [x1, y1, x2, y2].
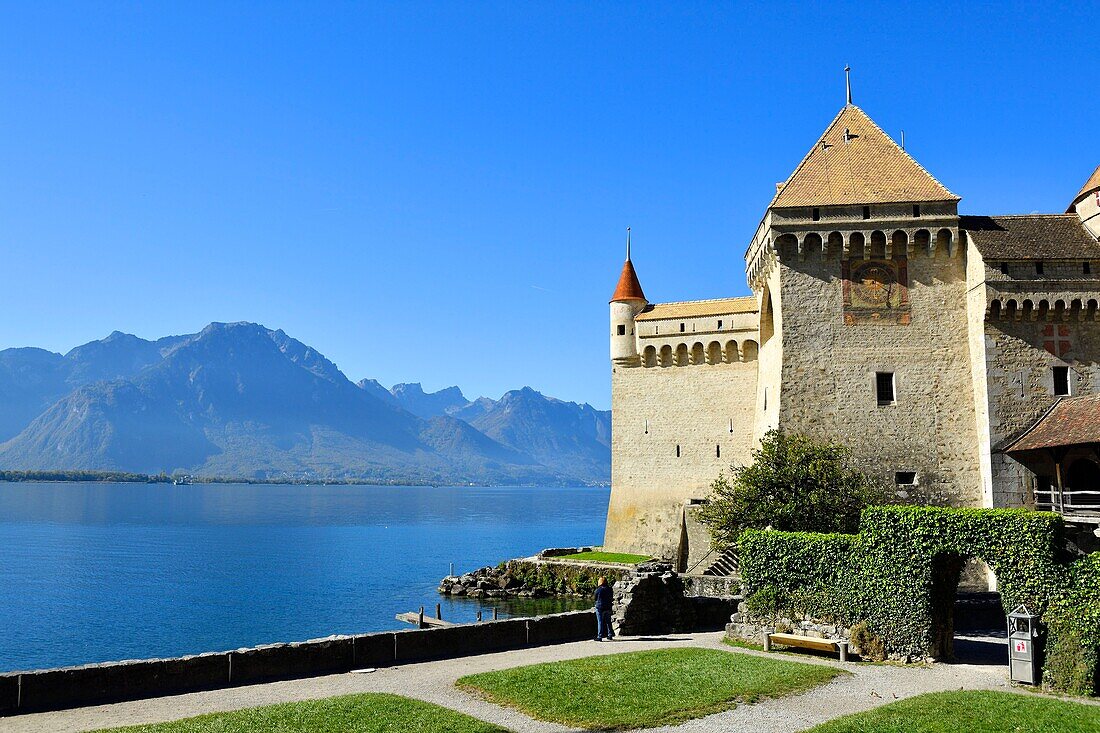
[502, 560, 629, 596]
[739, 505, 1096, 695]
[1044, 553, 1100, 695]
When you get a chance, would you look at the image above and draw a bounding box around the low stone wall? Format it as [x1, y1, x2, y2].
[682, 575, 739, 598]
[0, 611, 594, 716]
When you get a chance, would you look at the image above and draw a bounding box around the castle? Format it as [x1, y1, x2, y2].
[604, 98, 1100, 570]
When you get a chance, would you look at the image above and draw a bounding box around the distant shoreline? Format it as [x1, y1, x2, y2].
[0, 470, 608, 488]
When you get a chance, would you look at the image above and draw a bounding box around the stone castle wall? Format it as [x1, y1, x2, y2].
[772, 242, 985, 505]
[604, 358, 758, 559]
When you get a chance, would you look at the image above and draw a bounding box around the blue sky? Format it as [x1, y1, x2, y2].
[0, 2, 1096, 409]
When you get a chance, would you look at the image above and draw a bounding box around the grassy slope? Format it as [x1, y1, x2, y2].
[457, 647, 843, 730]
[554, 551, 651, 564]
[807, 690, 1100, 733]
[92, 693, 508, 733]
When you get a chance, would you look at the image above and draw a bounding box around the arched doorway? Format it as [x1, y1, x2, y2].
[929, 552, 1007, 665]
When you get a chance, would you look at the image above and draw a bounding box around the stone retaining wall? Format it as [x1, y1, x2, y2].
[0, 611, 593, 716]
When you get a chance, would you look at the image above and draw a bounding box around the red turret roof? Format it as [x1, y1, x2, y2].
[610, 258, 646, 303]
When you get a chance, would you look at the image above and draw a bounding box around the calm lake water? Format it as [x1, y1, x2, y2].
[0, 482, 610, 672]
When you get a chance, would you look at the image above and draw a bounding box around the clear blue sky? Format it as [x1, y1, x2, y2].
[1, 2, 1096, 409]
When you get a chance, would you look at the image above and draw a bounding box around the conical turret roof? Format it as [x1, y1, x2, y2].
[610, 258, 646, 303]
[1067, 164, 1100, 212]
[771, 105, 958, 208]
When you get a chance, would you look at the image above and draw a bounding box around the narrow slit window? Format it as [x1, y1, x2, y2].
[616, 324, 626, 336]
[716, 444, 721, 458]
[644, 419, 648, 435]
[876, 372, 896, 405]
[675, 444, 681, 458]
[1053, 366, 1070, 396]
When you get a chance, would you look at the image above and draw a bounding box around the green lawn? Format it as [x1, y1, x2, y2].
[806, 690, 1100, 733]
[92, 692, 509, 733]
[456, 647, 843, 730]
[554, 551, 651, 564]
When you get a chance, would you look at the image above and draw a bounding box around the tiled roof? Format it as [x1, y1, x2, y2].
[961, 215, 1100, 260]
[610, 259, 646, 303]
[635, 296, 758, 321]
[771, 105, 958, 208]
[1067, 164, 1100, 211]
[1001, 394, 1100, 452]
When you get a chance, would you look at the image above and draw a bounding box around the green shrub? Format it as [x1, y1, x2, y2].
[849, 621, 886, 662]
[698, 430, 890, 549]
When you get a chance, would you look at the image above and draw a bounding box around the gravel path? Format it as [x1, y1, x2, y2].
[0, 632, 1077, 733]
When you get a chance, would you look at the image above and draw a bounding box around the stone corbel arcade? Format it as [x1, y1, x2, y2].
[747, 227, 958, 290]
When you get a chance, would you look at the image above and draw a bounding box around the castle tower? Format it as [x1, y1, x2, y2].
[1068, 164, 1100, 239]
[610, 233, 647, 365]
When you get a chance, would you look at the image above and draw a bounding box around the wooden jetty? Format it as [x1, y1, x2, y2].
[396, 604, 498, 629]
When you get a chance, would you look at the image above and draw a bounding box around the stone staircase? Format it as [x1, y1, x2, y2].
[702, 548, 739, 577]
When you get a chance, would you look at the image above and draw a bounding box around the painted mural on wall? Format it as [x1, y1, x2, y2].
[842, 257, 911, 325]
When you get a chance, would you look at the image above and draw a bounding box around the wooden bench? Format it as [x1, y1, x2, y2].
[763, 632, 849, 662]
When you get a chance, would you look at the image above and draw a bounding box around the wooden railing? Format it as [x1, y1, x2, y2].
[1034, 488, 1100, 517]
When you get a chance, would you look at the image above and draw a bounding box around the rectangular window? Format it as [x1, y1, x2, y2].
[1053, 366, 1070, 396]
[895, 471, 916, 486]
[812, 207, 820, 221]
[862, 206, 871, 220]
[616, 324, 626, 336]
[679, 323, 685, 333]
[1000, 262, 1009, 275]
[1085, 262, 1092, 275]
[1036, 261, 1044, 275]
[913, 204, 921, 218]
[876, 372, 896, 405]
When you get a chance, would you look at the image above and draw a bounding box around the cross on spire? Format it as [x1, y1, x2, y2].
[845, 64, 852, 105]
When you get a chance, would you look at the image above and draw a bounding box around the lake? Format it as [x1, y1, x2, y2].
[0, 482, 610, 673]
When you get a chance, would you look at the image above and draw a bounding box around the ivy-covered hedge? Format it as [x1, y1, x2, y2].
[1044, 553, 1100, 695]
[738, 505, 1096, 695]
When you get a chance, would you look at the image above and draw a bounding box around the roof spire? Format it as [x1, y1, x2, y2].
[626, 226, 631, 261]
[845, 64, 852, 105]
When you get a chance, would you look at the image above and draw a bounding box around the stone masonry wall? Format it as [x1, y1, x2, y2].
[604, 359, 757, 560]
[774, 243, 985, 507]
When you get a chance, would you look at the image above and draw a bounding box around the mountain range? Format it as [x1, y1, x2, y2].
[0, 323, 610, 485]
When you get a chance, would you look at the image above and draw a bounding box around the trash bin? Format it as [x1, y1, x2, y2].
[1007, 605, 1044, 685]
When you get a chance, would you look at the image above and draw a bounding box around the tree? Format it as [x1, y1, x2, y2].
[698, 430, 889, 549]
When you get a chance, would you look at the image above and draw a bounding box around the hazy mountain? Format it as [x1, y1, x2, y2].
[389, 383, 470, 419]
[0, 324, 610, 485]
[462, 387, 612, 483]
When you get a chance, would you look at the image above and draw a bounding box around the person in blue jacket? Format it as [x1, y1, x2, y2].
[594, 577, 615, 641]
